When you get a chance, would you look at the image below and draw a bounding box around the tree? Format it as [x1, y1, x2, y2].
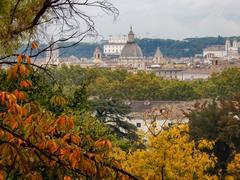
[0, 0, 118, 62]
[0, 56, 138, 179]
[90, 99, 138, 141]
[111, 125, 217, 179]
[227, 153, 240, 178]
[188, 97, 240, 176]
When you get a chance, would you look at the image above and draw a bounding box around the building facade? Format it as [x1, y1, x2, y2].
[103, 35, 127, 56]
[203, 39, 240, 60]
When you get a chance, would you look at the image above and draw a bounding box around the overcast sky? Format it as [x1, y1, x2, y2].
[91, 0, 240, 40]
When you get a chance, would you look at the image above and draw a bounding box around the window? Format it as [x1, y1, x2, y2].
[136, 123, 141, 128]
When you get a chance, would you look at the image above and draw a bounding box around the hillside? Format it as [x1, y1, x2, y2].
[45, 36, 240, 59]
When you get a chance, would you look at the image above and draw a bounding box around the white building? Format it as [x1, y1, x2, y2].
[103, 35, 127, 56]
[125, 101, 191, 133]
[203, 39, 240, 61]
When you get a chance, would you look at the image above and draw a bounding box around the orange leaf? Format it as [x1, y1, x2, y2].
[12, 64, 19, 79]
[95, 140, 106, 148]
[0, 92, 6, 103]
[13, 90, 27, 100]
[17, 139, 24, 146]
[71, 135, 81, 145]
[48, 141, 59, 154]
[20, 80, 32, 88]
[68, 117, 74, 129]
[25, 115, 33, 124]
[19, 64, 26, 76]
[49, 160, 56, 167]
[21, 107, 27, 116]
[64, 176, 72, 180]
[11, 120, 18, 129]
[38, 142, 45, 150]
[0, 170, 5, 180]
[59, 148, 67, 160]
[31, 41, 38, 49]
[106, 140, 112, 149]
[17, 55, 22, 63]
[7, 133, 14, 141]
[69, 153, 79, 168]
[0, 130, 4, 138]
[26, 56, 31, 64]
[57, 116, 66, 128]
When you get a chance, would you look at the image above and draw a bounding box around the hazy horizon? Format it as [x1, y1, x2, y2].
[88, 0, 240, 41]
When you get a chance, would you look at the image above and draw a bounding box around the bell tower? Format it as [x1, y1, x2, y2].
[128, 26, 135, 43]
[93, 47, 102, 65]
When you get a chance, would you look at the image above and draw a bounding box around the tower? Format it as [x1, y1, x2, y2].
[225, 39, 231, 51]
[153, 47, 167, 64]
[93, 47, 102, 65]
[233, 39, 238, 48]
[128, 26, 135, 43]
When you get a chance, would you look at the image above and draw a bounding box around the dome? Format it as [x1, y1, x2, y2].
[120, 27, 143, 58]
[121, 43, 143, 58]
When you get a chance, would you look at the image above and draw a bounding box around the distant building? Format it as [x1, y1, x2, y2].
[203, 39, 240, 61]
[153, 47, 168, 65]
[103, 35, 127, 56]
[125, 101, 191, 133]
[118, 27, 149, 70]
[93, 47, 102, 64]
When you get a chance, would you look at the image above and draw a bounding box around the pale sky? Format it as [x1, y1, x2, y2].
[91, 0, 240, 40]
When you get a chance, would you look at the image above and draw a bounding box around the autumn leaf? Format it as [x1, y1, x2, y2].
[17, 55, 22, 63]
[71, 135, 81, 145]
[31, 41, 38, 49]
[48, 141, 59, 154]
[67, 117, 74, 129]
[57, 116, 66, 128]
[11, 120, 18, 129]
[64, 176, 72, 180]
[38, 142, 46, 150]
[20, 80, 32, 88]
[26, 56, 31, 64]
[0, 170, 5, 180]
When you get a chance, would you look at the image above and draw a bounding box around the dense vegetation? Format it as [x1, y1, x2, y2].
[51, 66, 240, 101]
[58, 36, 240, 58]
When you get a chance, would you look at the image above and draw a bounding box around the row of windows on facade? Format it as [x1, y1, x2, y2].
[104, 49, 120, 53]
[105, 45, 124, 49]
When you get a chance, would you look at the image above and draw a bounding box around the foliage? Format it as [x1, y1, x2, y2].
[0, 0, 50, 55]
[188, 97, 240, 175]
[50, 66, 240, 102]
[90, 99, 138, 140]
[0, 56, 134, 179]
[208, 68, 240, 99]
[111, 125, 217, 179]
[227, 153, 240, 178]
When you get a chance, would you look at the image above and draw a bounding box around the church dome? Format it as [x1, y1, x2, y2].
[121, 43, 143, 58]
[120, 27, 143, 58]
